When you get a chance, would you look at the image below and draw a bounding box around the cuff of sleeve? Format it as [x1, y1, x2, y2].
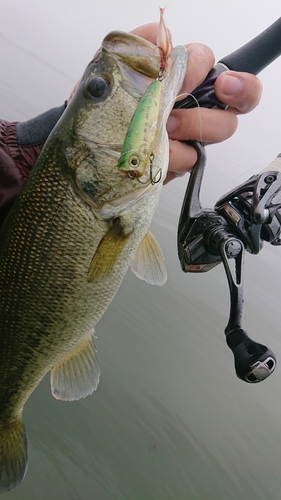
[15, 103, 67, 147]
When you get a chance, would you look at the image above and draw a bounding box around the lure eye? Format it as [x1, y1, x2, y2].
[129, 156, 140, 168]
[87, 76, 110, 98]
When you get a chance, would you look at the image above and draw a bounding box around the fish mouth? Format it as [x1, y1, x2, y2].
[104, 33, 188, 186]
[100, 41, 187, 218]
[114, 39, 188, 188]
[102, 31, 161, 79]
[100, 31, 164, 100]
[73, 31, 187, 216]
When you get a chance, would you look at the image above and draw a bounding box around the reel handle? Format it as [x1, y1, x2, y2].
[218, 236, 276, 383]
[226, 328, 276, 383]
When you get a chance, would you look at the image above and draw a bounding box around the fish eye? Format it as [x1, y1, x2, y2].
[87, 76, 110, 98]
[129, 156, 140, 168]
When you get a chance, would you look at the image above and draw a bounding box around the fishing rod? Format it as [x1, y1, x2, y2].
[174, 17, 281, 110]
[176, 17, 281, 383]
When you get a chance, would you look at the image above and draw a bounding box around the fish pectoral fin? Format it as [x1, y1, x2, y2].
[50, 331, 100, 401]
[88, 221, 130, 282]
[0, 417, 28, 494]
[131, 230, 167, 286]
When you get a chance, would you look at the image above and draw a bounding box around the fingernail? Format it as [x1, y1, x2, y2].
[166, 115, 179, 133]
[220, 75, 243, 96]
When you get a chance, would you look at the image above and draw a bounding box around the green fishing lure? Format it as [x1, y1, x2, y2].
[118, 79, 162, 181]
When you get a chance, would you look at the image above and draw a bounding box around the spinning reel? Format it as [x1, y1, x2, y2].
[175, 17, 281, 382]
[178, 143, 281, 382]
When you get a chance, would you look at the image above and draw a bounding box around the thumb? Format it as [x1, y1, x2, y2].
[215, 70, 262, 114]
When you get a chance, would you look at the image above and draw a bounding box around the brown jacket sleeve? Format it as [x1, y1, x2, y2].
[0, 104, 66, 226]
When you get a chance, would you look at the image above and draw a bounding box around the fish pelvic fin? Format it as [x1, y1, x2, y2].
[88, 221, 129, 283]
[131, 230, 167, 286]
[50, 331, 100, 401]
[0, 418, 28, 494]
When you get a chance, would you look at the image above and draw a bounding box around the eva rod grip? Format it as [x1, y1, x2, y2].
[174, 17, 281, 110]
[219, 17, 281, 74]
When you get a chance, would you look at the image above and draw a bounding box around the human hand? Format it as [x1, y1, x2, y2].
[131, 23, 263, 184]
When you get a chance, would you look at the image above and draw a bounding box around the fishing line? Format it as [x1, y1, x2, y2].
[218, 122, 281, 174]
[207, 121, 281, 194]
[156, 90, 205, 149]
[118, 85, 206, 186]
[173, 92, 204, 146]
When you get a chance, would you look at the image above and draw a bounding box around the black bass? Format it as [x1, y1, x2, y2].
[0, 30, 187, 492]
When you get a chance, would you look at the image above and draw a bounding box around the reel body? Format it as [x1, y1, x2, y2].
[177, 143, 281, 382]
[175, 16, 281, 383]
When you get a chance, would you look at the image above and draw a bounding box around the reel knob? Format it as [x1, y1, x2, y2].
[226, 328, 276, 382]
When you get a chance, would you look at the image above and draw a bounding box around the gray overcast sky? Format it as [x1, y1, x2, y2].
[1, 0, 281, 177]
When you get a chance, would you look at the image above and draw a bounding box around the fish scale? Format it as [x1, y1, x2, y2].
[0, 29, 187, 492]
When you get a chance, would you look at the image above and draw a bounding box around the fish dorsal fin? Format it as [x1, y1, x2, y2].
[88, 221, 129, 282]
[50, 332, 100, 401]
[131, 230, 167, 286]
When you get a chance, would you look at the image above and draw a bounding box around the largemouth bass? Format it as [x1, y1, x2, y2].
[0, 30, 187, 492]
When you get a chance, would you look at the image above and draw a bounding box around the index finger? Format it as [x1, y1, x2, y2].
[177, 43, 215, 100]
[130, 23, 162, 45]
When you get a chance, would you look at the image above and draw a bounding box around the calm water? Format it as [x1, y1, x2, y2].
[2, 2, 281, 498]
